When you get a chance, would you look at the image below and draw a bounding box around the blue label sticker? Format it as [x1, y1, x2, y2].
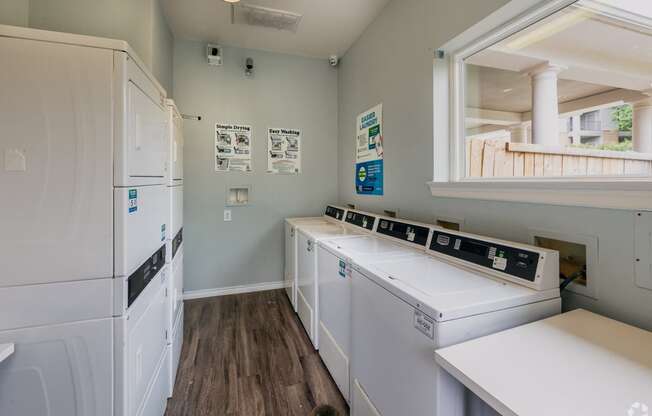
[338, 260, 346, 278]
[128, 189, 137, 213]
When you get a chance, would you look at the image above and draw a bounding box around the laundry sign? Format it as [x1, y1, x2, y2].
[355, 104, 384, 195]
[267, 127, 301, 174]
[215, 123, 253, 173]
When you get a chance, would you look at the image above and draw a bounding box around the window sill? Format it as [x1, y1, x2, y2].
[427, 179, 652, 210]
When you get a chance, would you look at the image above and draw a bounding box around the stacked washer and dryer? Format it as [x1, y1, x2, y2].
[0, 25, 178, 416]
[164, 100, 185, 398]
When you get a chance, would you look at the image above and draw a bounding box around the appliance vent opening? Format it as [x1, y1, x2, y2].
[232, 4, 302, 33]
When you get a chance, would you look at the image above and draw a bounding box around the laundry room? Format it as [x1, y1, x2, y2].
[1, 0, 651, 415]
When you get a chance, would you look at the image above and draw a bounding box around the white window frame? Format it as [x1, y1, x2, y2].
[429, 0, 652, 210]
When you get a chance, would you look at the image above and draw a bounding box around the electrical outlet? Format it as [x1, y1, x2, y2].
[224, 209, 232, 222]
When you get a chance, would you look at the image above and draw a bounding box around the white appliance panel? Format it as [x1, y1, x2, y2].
[138, 347, 170, 416]
[167, 246, 184, 334]
[284, 221, 297, 308]
[0, 278, 112, 331]
[168, 185, 183, 239]
[115, 185, 168, 277]
[167, 102, 184, 185]
[0, 36, 113, 286]
[351, 270, 462, 416]
[297, 231, 317, 346]
[114, 267, 168, 416]
[114, 53, 167, 187]
[0, 318, 114, 416]
[168, 307, 184, 398]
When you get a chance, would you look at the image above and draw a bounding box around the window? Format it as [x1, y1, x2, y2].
[431, 0, 652, 209]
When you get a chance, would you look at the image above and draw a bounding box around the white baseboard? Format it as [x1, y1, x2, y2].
[183, 281, 286, 300]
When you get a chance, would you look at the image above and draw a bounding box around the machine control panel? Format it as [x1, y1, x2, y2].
[128, 244, 166, 307]
[345, 211, 376, 231]
[172, 228, 183, 259]
[376, 219, 430, 246]
[325, 205, 345, 221]
[430, 231, 539, 282]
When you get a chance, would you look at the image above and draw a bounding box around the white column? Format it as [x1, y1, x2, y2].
[571, 115, 581, 145]
[528, 63, 564, 145]
[508, 124, 528, 143]
[633, 95, 652, 153]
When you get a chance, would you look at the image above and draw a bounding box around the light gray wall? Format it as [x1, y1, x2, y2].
[173, 40, 338, 292]
[338, 0, 652, 330]
[2, 0, 173, 93]
[0, 0, 28, 26]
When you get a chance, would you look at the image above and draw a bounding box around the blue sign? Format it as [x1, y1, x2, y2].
[356, 159, 384, 196]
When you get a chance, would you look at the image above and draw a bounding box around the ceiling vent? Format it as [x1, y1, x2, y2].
[231, 4, 302, 33]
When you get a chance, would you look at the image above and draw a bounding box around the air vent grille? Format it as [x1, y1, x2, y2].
[232, 4, 302, 33]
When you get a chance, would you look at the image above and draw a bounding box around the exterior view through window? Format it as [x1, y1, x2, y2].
[464, 0, 652, 179]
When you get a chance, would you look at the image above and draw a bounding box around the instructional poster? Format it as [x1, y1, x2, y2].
[267, 128, 301, 174]
[355, 104, 384, 195]
[215, 123, 253, 172]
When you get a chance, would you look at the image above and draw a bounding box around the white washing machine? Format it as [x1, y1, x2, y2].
[317, 215, 433, 403]
[351, 228, 562, 416]
[285, 205, 348, 311]
[296, 220, 370, 349]
[0, 25, 170, 416]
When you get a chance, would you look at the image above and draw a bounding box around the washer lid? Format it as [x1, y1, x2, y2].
[319, 235, 424, 260]
[298, 223, 366, 241]
[356, 255, 558, 322]
[285, 216, 329, 226]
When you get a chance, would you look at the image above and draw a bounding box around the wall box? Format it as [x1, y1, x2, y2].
[529, 229, 599, 300]
[634, 212, 652, 291]
[226, 185, 251, 206]
[435, 216, 465, 231]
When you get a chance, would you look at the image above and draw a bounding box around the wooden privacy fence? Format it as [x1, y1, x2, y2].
[466, 139, 652, 178]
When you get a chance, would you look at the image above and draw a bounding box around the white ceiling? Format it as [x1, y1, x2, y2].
[161, 0, 391, 58]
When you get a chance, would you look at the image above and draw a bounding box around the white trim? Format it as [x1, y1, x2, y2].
[183, 281, 285, 300]
[428, 181, 652, 210]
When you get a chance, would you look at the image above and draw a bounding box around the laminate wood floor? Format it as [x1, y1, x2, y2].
[165, 289, 349, 416]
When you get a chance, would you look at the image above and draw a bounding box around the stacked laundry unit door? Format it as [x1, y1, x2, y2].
[164, 99, 184, 398]
[0, 25, 171, 416]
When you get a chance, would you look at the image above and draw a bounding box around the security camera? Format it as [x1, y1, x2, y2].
[329, 55, 339, 67]
[207, 44, 223, 66]
[245, 57, 254, 77]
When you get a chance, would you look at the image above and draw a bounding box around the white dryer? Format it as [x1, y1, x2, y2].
[317, 214, 433, 402]
[351, 228, 562, 416]
[285, 205, 348, 311]
[296, 220, 369, 349]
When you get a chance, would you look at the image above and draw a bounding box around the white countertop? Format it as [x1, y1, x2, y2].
[435, 309, 652, 416]
[0, 343, 14, 363]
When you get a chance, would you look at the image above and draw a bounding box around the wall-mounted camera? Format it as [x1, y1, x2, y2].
[245, 57, 254, 77]
[207, 44, 223, 66]
[329, 55, 339, 67]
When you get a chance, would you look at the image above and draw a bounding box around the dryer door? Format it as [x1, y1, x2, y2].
[0, 319, 113, 416]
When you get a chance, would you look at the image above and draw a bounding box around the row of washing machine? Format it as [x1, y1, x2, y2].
[0, 26, 183, 416]
[285, 205, 562, 416]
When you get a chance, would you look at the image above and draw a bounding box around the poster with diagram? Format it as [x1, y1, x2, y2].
[355, 104, 383, 195]
[267, 127, 301, 174]
[215, 123, 253, 172]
